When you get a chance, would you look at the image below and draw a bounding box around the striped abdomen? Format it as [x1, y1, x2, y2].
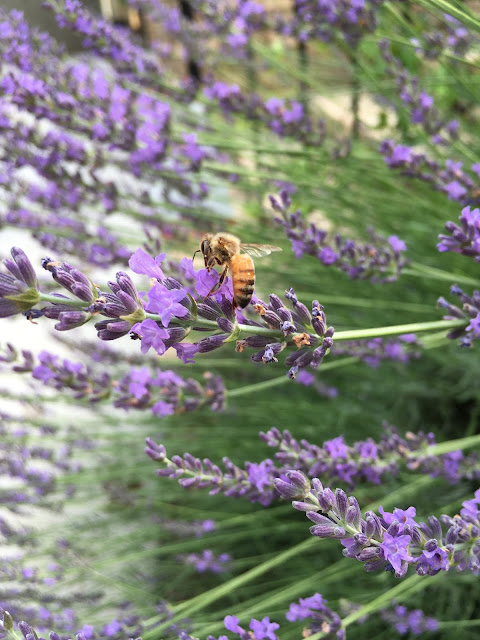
[230, 254, 255, 308]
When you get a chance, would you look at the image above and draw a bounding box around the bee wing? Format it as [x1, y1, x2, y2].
[240, 243, 283, 258]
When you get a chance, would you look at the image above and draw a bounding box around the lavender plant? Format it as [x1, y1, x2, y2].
[1, 1, 480, 639]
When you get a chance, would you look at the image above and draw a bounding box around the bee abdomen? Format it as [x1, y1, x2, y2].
[231, 255, 255, 308]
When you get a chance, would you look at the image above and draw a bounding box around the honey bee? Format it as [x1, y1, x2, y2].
[194, 233, 282, 308]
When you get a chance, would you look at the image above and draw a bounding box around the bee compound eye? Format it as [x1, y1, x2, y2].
[201, 240, 210, 254]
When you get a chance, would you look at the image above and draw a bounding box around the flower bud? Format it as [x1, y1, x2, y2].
[357, 546, 381, 561]
[318, 487, 334, 512]
[335, 488, 348, 519]
[346, 504, 361, 528]
[310, 524, 346, 539]
[145, 438, 166, 461]
[217, 317, 235, 333]
[274, 470, 310, 499]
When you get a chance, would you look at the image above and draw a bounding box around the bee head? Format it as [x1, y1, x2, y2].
[193, 234, 212, 265]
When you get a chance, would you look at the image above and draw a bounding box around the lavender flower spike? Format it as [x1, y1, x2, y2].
[286, 594, 345, 640]
[276, 472, 480, 578]
[0, 247, 40, 317]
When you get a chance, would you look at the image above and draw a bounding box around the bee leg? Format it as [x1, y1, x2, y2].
[206, 256, 221, 272]
[205, 265, 228, 299]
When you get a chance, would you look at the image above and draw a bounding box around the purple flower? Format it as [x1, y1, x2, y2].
[224, 615, 242, 634]
[129, 248, 166, 280]
[358, 441, 378, 459]
[151, 400, 175, 417]
[461, 488, 480, 519]
[324, 436, 349, 459]
[195, 267, 234, 302]
[445, 180, 467, 200]
[272, 192, 408, 283]
[181, 549, 231, 573]
[388, 236, 407, 252]
[182, 132, 206, 166]
[466, 313, 480, 336]
[381, 606, 439, 636]
[131, 318, 169, 355]
[103, 620, 122, 636]
[319, 246, 338, 265]
[145, 282, 189, 326]
[286, 594, 325, 621]
[296, 370, 315, 385]
[128, 366, 151, 399]
[418, 91, 433, 109]
[249, 617, 279, 640]
[378, 506, 418, 532]
[387, 144, 413, 166]
[247, 460, 275, 493]
[380, 532, 414, 574]
[77, 625, 94, 640]
[174, 342, 200, 364]
[417, 545, 449, 572]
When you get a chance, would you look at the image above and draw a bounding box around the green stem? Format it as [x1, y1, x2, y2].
[426, 433, 480, 457]
[142, 537, 317, 637]
[340, 573, 428, 629]
[39, 292, 86, 307]
[227, 357, 358, 398]
[347, 50, 361, 139]
[405, 263, 480, 287]
[333, 319, 465, 341]
[440, 620, 480, 629]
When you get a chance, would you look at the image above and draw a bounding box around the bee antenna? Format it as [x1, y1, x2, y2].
[192, 248, 201, 261]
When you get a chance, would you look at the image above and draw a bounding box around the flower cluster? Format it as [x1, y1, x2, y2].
[145, 0, 267, 64]
[215, 615, 279, 640]
[1, 344, 226, 416]
[146, 424, 480, 505]
[379, 39, 460, 146]
[1, 247, 336, 377]
[145, 438, 279, 506]
[271, 190, 408, 283]
[339, 599, 440, 634]
[286, 593, 344, 639]
[0, 407, 94, 514]
[0, 5, 222, 267]
[156, 518, 216, 539]
[275, 474, 480, 577]
[411, 13, 475, 60]
[240, 288, 334, 379]
[263, 424, 480, 486]
[437, 284, 480, 346]
[42, 0, 165, 82]
[204, 82, 326, 146]
[275, 0, 395, 49]
[0, 406, 101, 631]
[438, 205, 480, 260]
[380, 604, 439, 635]
[332, 334, 421, 367]
[0, 603, 194, 640]
[379, 141, 480, 204]
[177, 550, 232, 574]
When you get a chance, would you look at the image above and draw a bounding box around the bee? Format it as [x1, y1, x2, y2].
[194, 233, 282, 308]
